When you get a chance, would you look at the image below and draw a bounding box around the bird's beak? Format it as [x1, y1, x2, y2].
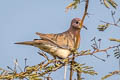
[83, 25, 87, 30]
[78, 21, 87, 30]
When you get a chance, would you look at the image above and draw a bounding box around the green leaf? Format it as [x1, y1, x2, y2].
[103, 0, 110, 8]
[107, 0, 118, 9]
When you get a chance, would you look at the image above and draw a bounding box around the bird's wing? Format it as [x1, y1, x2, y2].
[36, 32, 57, 43]
[36, 32, 75, 50]
[15, 39, 58, 47]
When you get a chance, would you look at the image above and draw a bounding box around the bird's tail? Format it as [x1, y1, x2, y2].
[14, 41, 34, 46]
[36, 32, 41, 35]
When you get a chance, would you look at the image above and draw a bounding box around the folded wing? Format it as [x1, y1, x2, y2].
[36, 32, 75, 50]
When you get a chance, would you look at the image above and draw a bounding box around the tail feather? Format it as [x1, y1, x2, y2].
[14, 41, 34, 46]
[36, 32, 42, 36]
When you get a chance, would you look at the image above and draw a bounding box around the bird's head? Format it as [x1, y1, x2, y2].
[71, 18, 82, 29]
[70, 18, 87, 30]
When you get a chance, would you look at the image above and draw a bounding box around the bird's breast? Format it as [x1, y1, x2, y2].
[35, 44, 71, 59]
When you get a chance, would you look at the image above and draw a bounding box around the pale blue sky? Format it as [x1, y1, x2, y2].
[0, 0, 120, 80]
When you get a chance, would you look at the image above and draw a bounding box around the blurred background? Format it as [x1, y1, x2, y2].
[0, 0, 120, 80]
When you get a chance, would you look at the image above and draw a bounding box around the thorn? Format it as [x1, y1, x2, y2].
[92, 55, 106, 62]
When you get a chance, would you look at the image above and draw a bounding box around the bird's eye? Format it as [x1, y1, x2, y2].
[76, 21, 79, 24]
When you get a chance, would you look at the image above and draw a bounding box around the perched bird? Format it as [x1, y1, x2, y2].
[15, 18, 82, 59]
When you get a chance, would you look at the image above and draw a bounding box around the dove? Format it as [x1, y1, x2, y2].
[15, 18, 82, 59]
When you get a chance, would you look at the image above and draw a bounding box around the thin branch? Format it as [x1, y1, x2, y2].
[38, 52, 49, 61]
[74, 0, 89, 50]
[69, 0, 89, 80]
[24, 58, 27, 72]
[101, 70, 120, 80]
[64, 64, 67, 80]
[67, 45, 116, 61]
[70, 54, 75, 80]
[111, 11, 116, 23]
[77, 71, 82, 80]
[92, 54, 105, 61]
[109, 38, 120, 42]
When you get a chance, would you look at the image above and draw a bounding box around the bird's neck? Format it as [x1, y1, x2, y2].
[68, 27, 81, 50]
[68, 27, 80, 35]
